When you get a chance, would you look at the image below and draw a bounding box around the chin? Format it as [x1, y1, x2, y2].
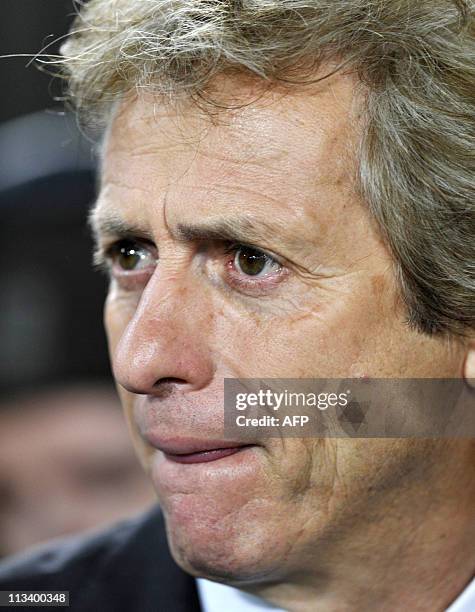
[161, 496, 288, 584]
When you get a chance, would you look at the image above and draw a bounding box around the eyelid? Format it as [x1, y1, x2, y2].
[93, 236, 157, 273]
[228, 241, 316, 279]
[222, 241, 284, 267]
[219, 242, 289, 298]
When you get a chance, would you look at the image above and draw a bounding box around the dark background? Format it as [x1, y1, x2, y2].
[0, 1, 111, 396]
[0, 4, 155, 557]
[0, 0, 75, 122]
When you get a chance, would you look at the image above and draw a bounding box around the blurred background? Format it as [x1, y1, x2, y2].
[0, 1, 155, 558]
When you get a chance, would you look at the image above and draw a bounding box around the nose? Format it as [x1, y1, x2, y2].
[110, 270, 215, 395]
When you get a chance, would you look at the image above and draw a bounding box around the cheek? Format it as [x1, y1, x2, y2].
[117, 384, 153, 474]
[212, 289, 382, 378]
[104, 291, 139, 355]
[212, 266, 443, 380]
[104, 295, 152, 466]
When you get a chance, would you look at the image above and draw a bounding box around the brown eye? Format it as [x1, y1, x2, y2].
[108, 239, 156, 272]
[234, 246, 280, 277]
[118, 243, 142, 270]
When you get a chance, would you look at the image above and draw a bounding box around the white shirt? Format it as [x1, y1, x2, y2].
[445, 577, 475, 612]
[197, 578, 285, 612]
[197, 576, 475, 612]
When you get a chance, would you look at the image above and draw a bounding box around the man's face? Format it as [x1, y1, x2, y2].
[94, 73, 467, 583]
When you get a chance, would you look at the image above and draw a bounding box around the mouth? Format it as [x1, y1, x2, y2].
[146, 436, 256, 465]
[163, 446, 253, 464]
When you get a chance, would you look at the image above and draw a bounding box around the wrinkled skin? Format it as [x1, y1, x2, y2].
[92, 72, 475, 611]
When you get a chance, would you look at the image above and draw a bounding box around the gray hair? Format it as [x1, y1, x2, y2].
[60, 0, 475, 337]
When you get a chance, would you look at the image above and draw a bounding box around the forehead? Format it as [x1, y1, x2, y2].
[98, 71, 363, 236]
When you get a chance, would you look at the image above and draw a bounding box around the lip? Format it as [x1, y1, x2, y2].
[143, 435, 256, 464]
[163, 446, 252, 464]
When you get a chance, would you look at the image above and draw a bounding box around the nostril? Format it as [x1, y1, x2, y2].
[152, 377, 187, 398]
[156, 377, 187, 385]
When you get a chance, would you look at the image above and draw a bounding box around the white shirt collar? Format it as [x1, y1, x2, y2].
[196, 578, 285, 612]
[445, 576, 475, 612]
[197, 576, 475, 612]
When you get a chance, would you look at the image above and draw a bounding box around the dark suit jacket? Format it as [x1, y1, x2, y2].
[0, 505, 202, 612]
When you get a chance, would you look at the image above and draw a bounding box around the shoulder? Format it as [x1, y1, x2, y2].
[0, 505, 199, 611]
[0, 505, 159, 587]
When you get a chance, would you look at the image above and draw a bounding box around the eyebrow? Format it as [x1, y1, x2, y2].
[90, 208, 294, 251]
[174, 217, 279, 247]
[89, 210, 154, 244]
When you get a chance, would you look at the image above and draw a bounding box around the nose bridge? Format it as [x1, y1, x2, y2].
[113, 267, 214, 393]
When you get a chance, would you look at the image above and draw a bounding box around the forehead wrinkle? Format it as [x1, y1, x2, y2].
[97, 79, 359, 254]
[110, 95, 295, 176]
[181, 180, 289, 210]
[192, 133, 290, 172]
